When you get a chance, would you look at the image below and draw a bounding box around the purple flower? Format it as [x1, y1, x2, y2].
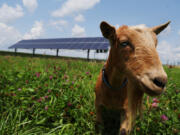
[48, 89, 51, 93]
[153, 98, 158, 103]
[151, 102, 158, 108]
[44, 95, 48, 99]
[49, 75, 53, 80]
[72, 81, 74, 84]
[67, 102, 72, 107]
[18, 88, 22, 91]
[35, 72, 41, 78]
[161, 114, 168, 121]
[86, 72, 89, 75]
[37, 97, 43, 102]
[45, 106, 48, 111]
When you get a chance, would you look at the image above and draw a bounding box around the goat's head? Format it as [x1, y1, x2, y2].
[100, 21, 170, 96]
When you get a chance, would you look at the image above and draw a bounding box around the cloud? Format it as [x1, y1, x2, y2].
[0, 20, 44, 50]
[0, 23, 21, 49]
[23, 21, 44, 39]
[22, 0, 38, 13]
[157, 40, 180, 64]
[178, 29, 180, 36]
[74, 14, 85, 22]
[72, 24, 85, 37]
[49, 20, 68, 31]
[0, 4, 24, 23]
[52, 0, 100, 17]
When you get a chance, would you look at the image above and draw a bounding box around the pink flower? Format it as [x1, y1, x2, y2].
[86, 72, 89, 75]
[35, 72, 41, 78]
[37, 97, 43, 102]
[153, 98, 159, 103]
[18, 88, 22, 91]
[49, 75, 53, 80]
[48, 89, 51, 93]
[45, 106, 48, 111]
[161, 114, 168, 121]
[67, 102, 72, 107]
[44, 95, 48, 99]
[151, 102, 158, 108]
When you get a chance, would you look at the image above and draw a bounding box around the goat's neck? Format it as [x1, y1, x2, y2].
[106, 49, 144, 113]
[105, 51, 126, 89]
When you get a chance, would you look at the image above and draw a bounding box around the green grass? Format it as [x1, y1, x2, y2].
[0, 55, 179, 135]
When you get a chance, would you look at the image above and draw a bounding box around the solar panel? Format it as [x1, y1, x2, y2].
[9, 37, 110, 50]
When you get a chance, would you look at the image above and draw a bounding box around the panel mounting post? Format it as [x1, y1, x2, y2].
[56, 49, 59, 57]
[15, 48, 17, 56]
[33, 48, 35, 56]
[87, 49, 90, 60]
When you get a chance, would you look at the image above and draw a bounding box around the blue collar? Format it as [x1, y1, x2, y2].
[102, 66, 128, 90]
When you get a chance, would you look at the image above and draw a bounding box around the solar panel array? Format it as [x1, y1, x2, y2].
[9, 37, 110, 50]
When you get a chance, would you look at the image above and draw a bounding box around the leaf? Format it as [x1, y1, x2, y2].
[27, 88, 34, 92]
[36, 118, 46, 125]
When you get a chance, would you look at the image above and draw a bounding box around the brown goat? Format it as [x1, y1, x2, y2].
[95, 21, 170, 135]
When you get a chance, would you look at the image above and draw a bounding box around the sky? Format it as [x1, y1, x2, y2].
[0, 0, 180, 63]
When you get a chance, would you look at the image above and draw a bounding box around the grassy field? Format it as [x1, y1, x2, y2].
[0, 55, 179, 135]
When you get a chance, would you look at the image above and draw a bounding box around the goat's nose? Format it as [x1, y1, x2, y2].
[153, 76, 167, 89]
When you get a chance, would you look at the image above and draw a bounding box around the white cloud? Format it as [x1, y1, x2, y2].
[22, 0, 38, 13]
[74, 14, 85, 22]
[49, 20, 68, 31]
[0, 23, 21, 50]
[157, 40, 180, 64]
[0, 4, 24, 23]
[72, 24, 85, 37]
[52, 0, 100, 17]
[23, 21, 44, 39]
[0, 21, 44, 50]
[178, 29, 180, 36]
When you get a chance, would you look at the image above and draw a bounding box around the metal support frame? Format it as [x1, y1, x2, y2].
[14, 48, 17, 56]
[87, 49, 90, 60]
[56, 49, 59, 57]
[33, 48, 35, 56]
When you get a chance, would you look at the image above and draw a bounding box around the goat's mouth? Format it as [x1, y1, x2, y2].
[137, 75, 166, 96]
[141, 82, 163, 96]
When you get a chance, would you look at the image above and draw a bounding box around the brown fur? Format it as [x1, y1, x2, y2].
[95, 21, 170, 135]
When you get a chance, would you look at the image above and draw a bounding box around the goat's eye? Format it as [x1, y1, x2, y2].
[120, 41, 129, 47]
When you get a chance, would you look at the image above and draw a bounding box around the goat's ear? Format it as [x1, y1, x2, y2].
[100, 21, 116, 39]
[151, 21, 171, 35]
